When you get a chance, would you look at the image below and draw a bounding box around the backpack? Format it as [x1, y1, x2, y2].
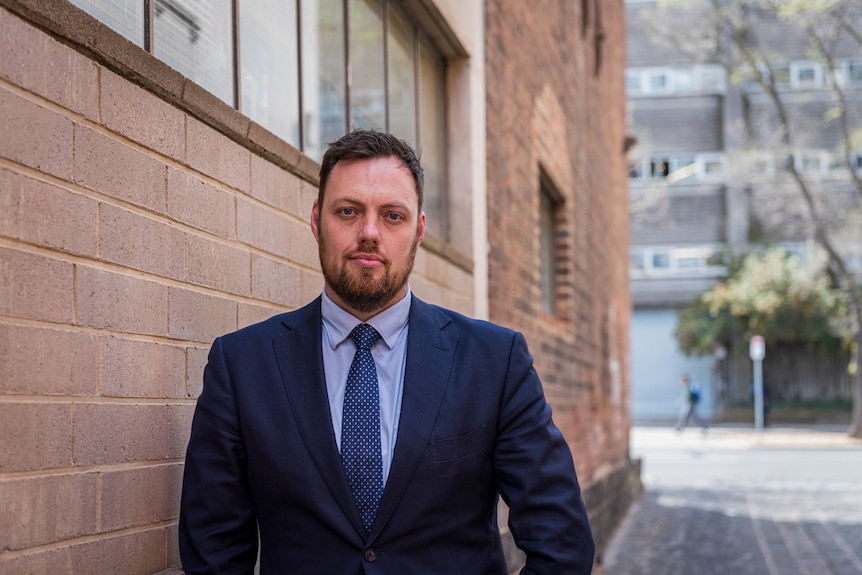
[688, 384, 701, 403]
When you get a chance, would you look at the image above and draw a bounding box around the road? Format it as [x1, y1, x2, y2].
[597, 424, 862, 575]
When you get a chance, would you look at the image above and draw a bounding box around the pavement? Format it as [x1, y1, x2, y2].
[595, 424, 862, 575]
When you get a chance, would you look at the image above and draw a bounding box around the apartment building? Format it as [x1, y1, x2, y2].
[625, 0, 862, 420]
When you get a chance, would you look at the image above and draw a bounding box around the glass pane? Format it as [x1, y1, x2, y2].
[418, 36, 446, 238]
[349, 0, 385, 130]
[154, 0, 234, 105]
[302, 0, 346, 160]
[652, 252, 670, 268]
[241, 0, 300, 146]
[69, 0, 144, 46]
[387, 5, 416, 145]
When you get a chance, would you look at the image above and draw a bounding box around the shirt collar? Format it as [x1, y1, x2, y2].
[321, 287, 412, 351]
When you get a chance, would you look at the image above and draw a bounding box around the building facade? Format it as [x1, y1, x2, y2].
[625, 0, 862, 421]
[0, 0, 635, 572]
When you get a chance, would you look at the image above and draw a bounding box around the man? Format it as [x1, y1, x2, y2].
[675, 373, 708, 431]
[179, 130, 595, 574]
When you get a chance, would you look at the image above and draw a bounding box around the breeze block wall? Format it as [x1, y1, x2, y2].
[485, 0, 641, 561]
[0, 2, 474, 572]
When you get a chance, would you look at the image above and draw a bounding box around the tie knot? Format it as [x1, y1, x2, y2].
[350, 323, 380, 351]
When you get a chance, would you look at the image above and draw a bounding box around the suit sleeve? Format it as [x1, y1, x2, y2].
[179, 336, 259, 574]
[494, 332, 595, 575]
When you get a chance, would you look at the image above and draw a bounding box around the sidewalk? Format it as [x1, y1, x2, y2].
[596, 424, 862, 575]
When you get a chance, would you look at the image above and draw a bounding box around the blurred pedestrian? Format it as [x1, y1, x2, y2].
[675, 373, 708, 431]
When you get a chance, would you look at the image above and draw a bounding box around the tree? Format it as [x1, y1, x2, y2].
[676, 247, 850, 356]
[641, 0, 862, 435]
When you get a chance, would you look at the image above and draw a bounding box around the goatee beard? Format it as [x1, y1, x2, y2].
[322, 238, 418, 316]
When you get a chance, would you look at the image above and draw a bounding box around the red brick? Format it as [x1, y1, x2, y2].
[73, 403, 167, 466]
[167, 287, 237, 344]
[185, 233, 250, 296]
[100, 203, 185, 280]
[167, 403, 195, 459]
[0, 548, 69, 574]
[167, 167, 236, 238]
[76, 266, 168, 336]
[100, 463, 183, 530]
[186, 117, 250, 193]
[0, 324, 97, 395]
[73, 125, 167, 213]
[250, 153, 303, 215]
[236, 196, 292, 259]
[0, 402, 71, 472]
[0, 247, 73, 323]
[0, 168, 98, 255]
[251, 254, 301, 308]
[0, 86, 73, 179]
[101, 69, 185, 161]
[186, 346, 210, 399]
[70, 527, 167, 575]
[0, 473, 98, 550]
[101, 336, 186, 398]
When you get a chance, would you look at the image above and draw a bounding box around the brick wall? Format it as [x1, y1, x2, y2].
[484, 0, 639, 557]
[0, 3, 473, 572]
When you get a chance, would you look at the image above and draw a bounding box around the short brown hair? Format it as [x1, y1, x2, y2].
[318, 130, 424, 210]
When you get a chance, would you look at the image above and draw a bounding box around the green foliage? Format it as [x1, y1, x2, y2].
[675, 247, 849, 356]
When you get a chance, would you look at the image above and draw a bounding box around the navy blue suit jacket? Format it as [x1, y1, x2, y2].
[179, 296, 594, 574]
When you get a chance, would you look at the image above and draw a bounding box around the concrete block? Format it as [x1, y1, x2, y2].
[185, 345, 210, 399]
[250, 153, 303, 216]
[0, 547, 69, 574]
[236, 196, 291, 259]
[167, 403, 195, 459]
[73, 403, 167, 466]
[74, 125, 167, 213]
[186, 117, 250, 193]
[0, 247, 73, 323]
[184, 233, 250, 296]
[0, 168, 98, 256]
[76, 266, 168, 337]
[0, 324, 97, 395]
[100, 463, 183, 530]
[0, 473, 98, 550]
[101, 336, 186, 398]
[101, 69, 185, 161]
[167, 287, 236, 344]
[251, 254, 301, 308]
[0, 402, 71, 472]
[70, 527, 167, 575]
[0, 86, 73, 180]
[100, 203, 185, 280]
[167, 167, 236, 238]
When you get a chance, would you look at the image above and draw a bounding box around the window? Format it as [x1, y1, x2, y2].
[791, 61, 822, 89]
[625, 65, 726, 96]
[539, 175, 562, 314]
[69, 0, 450, 238]
[630, 246, 727, 276]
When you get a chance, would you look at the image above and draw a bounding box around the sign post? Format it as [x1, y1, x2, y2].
[749, 335, 765, 430]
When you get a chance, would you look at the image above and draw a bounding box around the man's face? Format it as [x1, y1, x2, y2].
[311, 156, 425, 320]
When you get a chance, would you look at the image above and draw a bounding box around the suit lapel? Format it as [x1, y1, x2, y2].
[370, 297, 457, 539]
[272, 299, 367, 536]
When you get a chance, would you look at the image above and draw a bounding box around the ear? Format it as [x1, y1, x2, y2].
[310, 199, 321, 244]
[417, 211, 426, 246]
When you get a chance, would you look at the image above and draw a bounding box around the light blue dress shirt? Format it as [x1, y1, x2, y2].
[320, 288, 411, 484]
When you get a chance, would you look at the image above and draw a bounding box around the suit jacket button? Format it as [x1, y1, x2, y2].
[364, 548, 377, 562]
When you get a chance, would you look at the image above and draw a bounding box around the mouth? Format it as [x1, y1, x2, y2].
[348, 252, 385, 268]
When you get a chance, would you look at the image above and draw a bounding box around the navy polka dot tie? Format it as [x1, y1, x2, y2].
[341, 323, 383, 534]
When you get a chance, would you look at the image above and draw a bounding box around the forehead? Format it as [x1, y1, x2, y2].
[324, 156, 417, 203]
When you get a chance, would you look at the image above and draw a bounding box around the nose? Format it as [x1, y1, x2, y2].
[359, 215, 380, 244]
